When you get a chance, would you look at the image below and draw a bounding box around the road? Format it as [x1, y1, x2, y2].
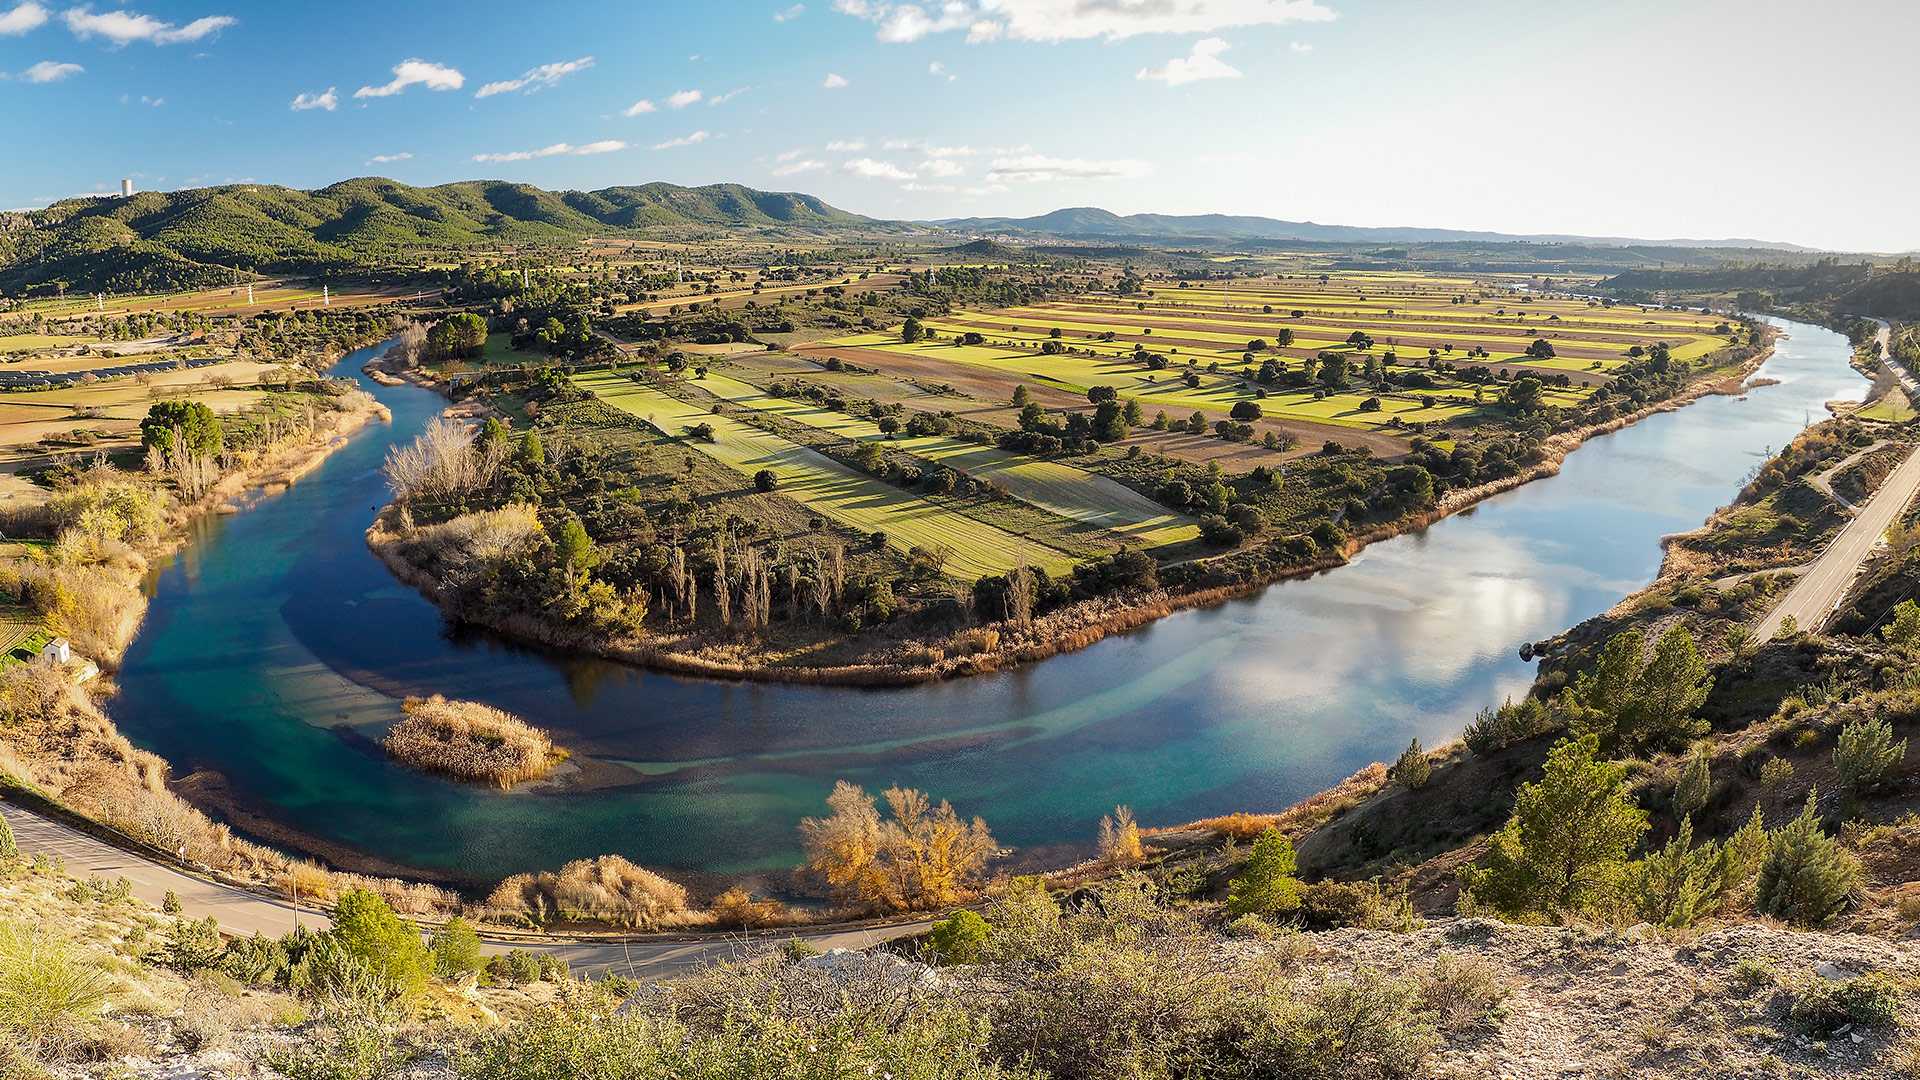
[0, 798, 931, 979]
[1755, 440, 1920, 640]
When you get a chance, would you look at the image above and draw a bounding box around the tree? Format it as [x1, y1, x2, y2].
[1122, 398, 1143, 426]
[1524, 338, 1556, 360]
[1086, 385, 1117, 404]
[1097, 806, 1142, 863]
[554, 518, 598, 577]
[517, 430, 546, 467]
[900, 316, 924, 343]
[926, 909, 989, 965]
[1275, 327, 1295, 347]
[753, 469, 779, 493]
[798, 781, 997, 911]
[429, 916, 483, 977]
[0, 811, 15, 859]
[1462, 735, 1648, 918]
[1563, 631, 1645, 747]
[1834, 716, 1906, 796]
[141, 400, 222, 457]
[1092, 400, 1128, 442]
[1390, 738, 1431, 789]
[1883, 600, 1920, 652]
[427, 313, 487, 360]
[329, 888, 429, 1000]
[1317, 352, 1349, 387]
[1632, 626, 1712, 750]
[1632, 816, 1724, 928]
[1754, 791, 1860, 927]
[1673, 744, 1712, 817]
[1229, 400, 1263, 421]
[1503, 376, 1544, 412]
[1011, 385, 1031, 408]
[1226, 827, 1302, 919]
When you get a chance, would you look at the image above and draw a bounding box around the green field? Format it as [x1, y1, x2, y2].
[693, 373, 1201, 548]
[575, 371, 1080, 577]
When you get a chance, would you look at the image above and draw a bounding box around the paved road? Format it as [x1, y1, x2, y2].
[0, 798, 932, 979]
[1756, 440, 1920, 639]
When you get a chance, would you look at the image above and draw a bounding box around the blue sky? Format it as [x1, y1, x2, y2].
[3, 0, 1916, 251]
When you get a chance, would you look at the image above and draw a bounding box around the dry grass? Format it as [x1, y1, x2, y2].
[383, 695, 566, 789]
[1161, 762, 1392, 841]
[485, 854, 703, 930]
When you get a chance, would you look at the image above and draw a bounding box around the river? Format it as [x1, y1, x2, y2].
[108, 318, 1863, 884]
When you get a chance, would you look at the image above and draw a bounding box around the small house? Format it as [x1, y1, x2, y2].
[41, 637, 70, 664]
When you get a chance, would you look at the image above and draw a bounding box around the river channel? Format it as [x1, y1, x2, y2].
[107, 318, 1863, 883]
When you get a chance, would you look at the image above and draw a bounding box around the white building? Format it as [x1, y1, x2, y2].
[41, 637, 70, 664]
[120, 179, 133, 198]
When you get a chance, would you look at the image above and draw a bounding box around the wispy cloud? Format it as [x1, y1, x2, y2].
[20, 59, 81, 81]
[355, 58, 464, 99]
[928, 60, 955, 81]
[822, 72, 847, 88]
[472, 139, 627, 163]
[841, 157, 914, 180]
[1137, 37, 1239, 86]
[825, 138, 866, 151]
[773, 159, 826, 176]
[667, 88, 702, 108]
[366, 152, 412, 165]
[773, 3, 804, 20]
[652, 130, 710, 149]
[833, 0, 1336, 44]
[917, 158, 965, 177]
[983, 155, 1151, 182]
[1290, 40, 1313, 52]
[63, 6, 235, 45]
[0, 2, 49, 35]
[775, 147, 807, 162]
[289, 86, 337, 111]
[475, 56, 593, 98]
[622, 98, 656, 116]
[708, 86, 749, 105]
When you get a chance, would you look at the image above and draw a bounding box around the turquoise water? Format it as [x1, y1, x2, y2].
[109, 319, 1863, 882]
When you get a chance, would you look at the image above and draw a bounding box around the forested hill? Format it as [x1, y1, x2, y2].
[0, 178, 888, 295]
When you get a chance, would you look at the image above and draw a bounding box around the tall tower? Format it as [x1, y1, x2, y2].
[120, 179, 133, 198]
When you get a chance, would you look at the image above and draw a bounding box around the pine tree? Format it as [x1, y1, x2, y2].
[1562, 630, 1645, 748]
[1391, 738, 1432, 789]
[0, 812, 17, 860]
[1462, 735, 1649, 918]
[1673, 745, 1713, 817]
[1630, 626, 1712, 751]
[1227, 827, 1303, 919]
[1634, 817, 1724, 928]
[1834, 716, 1906, 796]
[1754, 791, 1859, 927]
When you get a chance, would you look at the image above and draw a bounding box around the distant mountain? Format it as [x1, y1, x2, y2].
[931, 206, 1813, 252]
[0, 178, 886, 294]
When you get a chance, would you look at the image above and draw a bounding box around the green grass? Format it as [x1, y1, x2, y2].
[1858, 390, 1914, 423]
[695, 373, 1201, 548]
[576, 371, 1080, 578]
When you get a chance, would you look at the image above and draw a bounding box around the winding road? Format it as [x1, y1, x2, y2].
[0, 798, 931, 979]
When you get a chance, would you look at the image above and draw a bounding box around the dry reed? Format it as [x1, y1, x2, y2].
[383, 695, 565, 789]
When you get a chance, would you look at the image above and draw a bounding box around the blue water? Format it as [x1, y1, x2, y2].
[108, 318, 1862, 882]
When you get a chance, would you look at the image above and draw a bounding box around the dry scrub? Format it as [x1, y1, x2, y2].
[383, 695, 565, 789]
[485, 854, 703, 929]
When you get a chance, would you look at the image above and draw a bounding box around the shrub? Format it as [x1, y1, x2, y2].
[1462, 696, 1555, 756]
[1760, 757, 1796, 789]
[1419, 953, 1509, 1034]
[1296, 880, 1384, 930]
[429, 917, 483, 978]
[1754, 792, 1860, 927]
[0, 813, 16, 860]
[1097, 806, 1143, 863]
[487, 855, 691, 929]
[1226, 827, 1303, 919]
[1673, 745, 1712, 817]
[1789, 972, 1907, 1036]
[164, 915, 226, 973]
[262, 1014, 408, 1080]
[927, 910, 990, 965]
[329, 889, 429, 1002]
[1225, 913, 1276, 940]
[0, 920, 114, 1050]
[1390, 738, 1431, 789]
[1834, 716, 1906, 795]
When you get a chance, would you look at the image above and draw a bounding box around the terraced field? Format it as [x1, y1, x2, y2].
[574, 371, 1081, 578]
[691, 372, 1200, 549]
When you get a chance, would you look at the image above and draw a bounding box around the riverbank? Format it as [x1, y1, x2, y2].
[367, 333, 1780, 689]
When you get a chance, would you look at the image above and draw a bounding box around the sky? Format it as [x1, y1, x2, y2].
[2, 0, 1916, 251]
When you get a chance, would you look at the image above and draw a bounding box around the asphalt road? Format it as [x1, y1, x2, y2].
[1755, 440, 1920, 640]
[0, 797, 932, 979]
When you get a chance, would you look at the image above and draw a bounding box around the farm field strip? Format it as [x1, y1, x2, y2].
[574, 371, 1080, 577]
[692, 372, 1201, 548]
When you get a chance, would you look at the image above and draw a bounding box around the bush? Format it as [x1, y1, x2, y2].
[1462, 696, 1555, 755]
[262, 1014, 408, 1080]
[430, 917, 483, 978]
[0, 920, 114, 1050]
[1296, 880, 1384, 930]
[927, 910, 990, 966]
[330, 889, 429, 1002]
[752, 468, 778, 492]
[1390, 738, 1431, 789]
[1225, 913, 1276, 940]
[1834, 716, 1906, 795]
[1754, 792, 1860, 927]
[1789, 972, 1907, 1036]
[1419, 953, 1509, 1034]
[1226, 827, 1302, 919]
[488, 856, 690, 929]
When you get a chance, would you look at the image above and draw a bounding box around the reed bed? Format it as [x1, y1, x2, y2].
[383, 695, 565, 789]
[485, 854, 704, 930]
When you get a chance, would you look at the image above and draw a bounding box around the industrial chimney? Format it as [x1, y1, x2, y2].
[120, 179, 133, 198]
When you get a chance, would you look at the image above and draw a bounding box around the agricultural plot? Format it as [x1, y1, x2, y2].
[574, 371, 1080, 578]
[691, 372, 1200, 549]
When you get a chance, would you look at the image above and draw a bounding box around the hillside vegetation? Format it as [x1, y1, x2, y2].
[0, 179, 884, 295]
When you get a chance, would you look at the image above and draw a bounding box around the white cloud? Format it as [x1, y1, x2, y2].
[1137, 37, 1239, 86]
[475, 56, 593, 98]
[652, 130, 710, 149]
[1290, 40, 1312, 52]
[667, 88, 702, 108]
[822, 72, 848, 88]
[841, 157, 915, 180]
[983, 154, 1152, 182]
[0, 2, 49, 35]
[775, 147, 806, 161]
[825, 138, 866, 151]
[928, 59, 955, 80]
[62, 6, 235, 45]
[900, 181, 956, 192]
[774, 3, 804, 20]
[708, 86, 749, 105]
[355, 59, 465, 99]
[289, 86, 337, 111]
[472, 139, 627, 163]
[918, 158, 965, 177]
[835, 0, 1336, 43]
[962, 183, 1010, 196]
[137, 93, 159, 104]
[20, 59, 80, 81]
[773, 159, 826, 176]
[366, 152, 412, 164]
[622, 98, 656, 116]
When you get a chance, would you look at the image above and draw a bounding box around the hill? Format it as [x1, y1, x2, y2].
[0, 178, 888, 295]
[935, 205, 1814, 251]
